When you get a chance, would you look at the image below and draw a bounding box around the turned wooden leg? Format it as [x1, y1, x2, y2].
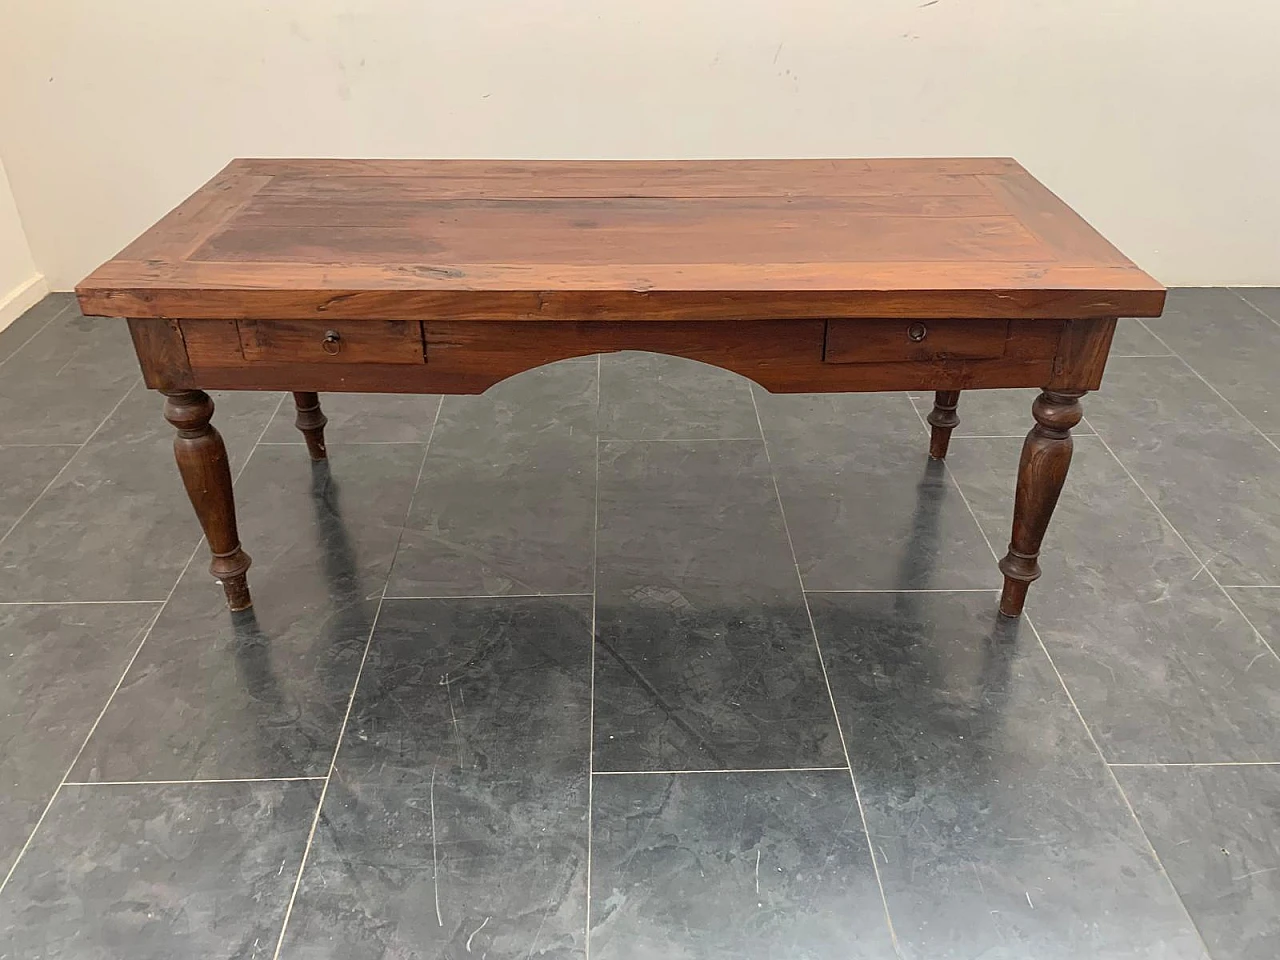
[927, 390, 961, 460]
[292, 392, 328, 461]
[998, 389, 1085, 617]
[163, 390, 253, 611]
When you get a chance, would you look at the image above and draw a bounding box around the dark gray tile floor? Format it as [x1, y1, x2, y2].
[0, 289, 1277, 958]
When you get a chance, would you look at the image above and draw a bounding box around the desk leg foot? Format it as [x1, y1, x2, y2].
[292, 392, 328, 461]
[164, 390, 253, 611]
[927, 390, 961, 459]
[998, 388, 1084, 618]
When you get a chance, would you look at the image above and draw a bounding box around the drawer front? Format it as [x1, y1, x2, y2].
[824, 318, 1009, 364]
[238, 319, 425, 364]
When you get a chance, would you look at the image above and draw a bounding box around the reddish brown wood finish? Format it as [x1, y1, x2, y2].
[239, 319, 425, 364]
[77, 159, 1165, 323]
[927, 391, 962, 460]
[292, 392, 328, 461]
[81, 159, 1164, 613]
[825, 319, 1009, 364]
[163, 316, 1115, 397]
[998, 390, 1086, 616]
[162, 390, 252, 610]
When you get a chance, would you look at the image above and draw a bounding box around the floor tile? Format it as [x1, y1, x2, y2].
[0, 294, 75, 366]
[1233, 287, 1280, 325]
[70, 445, 423, 782]
[592, 602, 843, 773]
[593, 438, 844, 771]
[0, 445, 77, 534]
[599, 351, 760, 440]
[947, 437, 1280, 763]
[809, 591, 1209, 959]
[0, 310, 139, 444]
[755, 390, 995, 590]
[1226, 587, 1280, 638]
[336, 596, 592, 784]
[262, 393, 442, 445]
[279, 597, 591, 958]
[387, 363, 596, 597]
[1086, 356, 1280, 586]
[281, 776, 587, 960]
[1111, 317, 1173, 357]
[596, 438, 793, 606]
[0, 388, 281, 602]
[0, 780, 316, 960]
[0, 603, 159, 876]
[589, 771, 895, 959]
[1117, 765, 1280, 960]
[1143, 288, 1280, 424]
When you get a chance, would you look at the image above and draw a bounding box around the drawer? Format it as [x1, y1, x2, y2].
[237, 319, 425, 364]
[824, 318, 1009, 364]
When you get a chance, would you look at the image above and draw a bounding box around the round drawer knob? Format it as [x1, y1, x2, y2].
[322, 330, 342, 355]
[907, 322, 928, 342]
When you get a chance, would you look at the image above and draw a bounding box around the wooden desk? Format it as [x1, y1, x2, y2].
[77, 158, 1164, 617]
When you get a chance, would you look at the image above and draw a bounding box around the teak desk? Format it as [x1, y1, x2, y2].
[77, 158, 1165, 617]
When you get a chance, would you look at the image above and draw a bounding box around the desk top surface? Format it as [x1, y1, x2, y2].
[77, 158, 1164, 322]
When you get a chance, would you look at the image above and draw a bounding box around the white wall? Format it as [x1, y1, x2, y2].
[1, 0, 1277, 289]
[0, 157, 45, 331]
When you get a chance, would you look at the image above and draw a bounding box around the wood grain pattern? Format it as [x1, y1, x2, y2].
[824, 318, 1010, 364]
[999, 389, 1086, 616]
[238, 319, 424, 364]
[164, 318, 1070, 395]
[127, 318, 193, 390]
[1047, 317, 1118, 390]
[77, 158, 1165, 322]
[103, 158, 1163, 615]
[163, 390, 252, 610]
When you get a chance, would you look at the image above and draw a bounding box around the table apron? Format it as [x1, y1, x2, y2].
[127, 316, 1116, 395]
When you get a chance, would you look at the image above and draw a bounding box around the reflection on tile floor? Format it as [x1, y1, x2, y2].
[0, 289, 1278, 958]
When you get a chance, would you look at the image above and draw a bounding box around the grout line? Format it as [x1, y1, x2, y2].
[597, 436, 761, 444]
[1024, 611, 1216, 956]
[903, 391, 932, 434]
[585, 353, 601, 960]
[750, 385, 903, 957]
[0, 599, 164, 606]
[0, 389, 280, 900]
[0, 298, 75, 371]
[926, 397, 1215, 956]
[372, 398, 443, 597]
[1134, 318, 1280, 456]
[1085, 424, 1280, 667]
[272, 396, 443, 960]
[63, 776, 328, 786]
[383, 592, 593, 601]
[0, 602, 163, 897]
[1109, 761, 1280, 768]
[0, 377, 141, 549]
[805, 588, 999, 595]
[593, 766, 849, 777]
[271, 596, 385, 960]
[257, 440, 424, 446]
[0, 443, 83, 448]
[1230, 288, 1280, 331]
[1218, 585, 1280, 590]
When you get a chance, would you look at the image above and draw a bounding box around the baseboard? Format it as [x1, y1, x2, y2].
[0, 273, 50, 334]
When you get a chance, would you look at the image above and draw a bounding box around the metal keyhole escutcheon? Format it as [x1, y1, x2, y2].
[907, 322, 928, 342]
